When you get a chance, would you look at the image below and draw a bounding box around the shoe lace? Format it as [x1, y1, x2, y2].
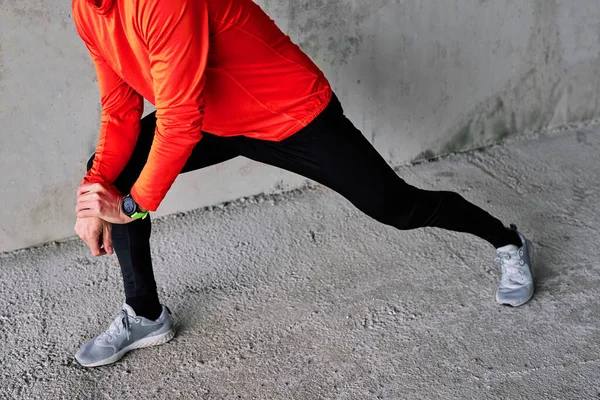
[98, 310, 131, 342]
[496, 248, 526, 285]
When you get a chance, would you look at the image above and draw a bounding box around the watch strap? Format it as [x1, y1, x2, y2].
[130, 210, 149, 220]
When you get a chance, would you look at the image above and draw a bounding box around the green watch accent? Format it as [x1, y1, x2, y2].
[130, 210, 149, 220]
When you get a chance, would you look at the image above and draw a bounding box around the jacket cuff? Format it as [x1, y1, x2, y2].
[130, 186, 158, 212]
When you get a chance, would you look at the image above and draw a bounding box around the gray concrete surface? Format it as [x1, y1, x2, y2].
[1, 123, 600, 399]
[3, 0, 600, 252]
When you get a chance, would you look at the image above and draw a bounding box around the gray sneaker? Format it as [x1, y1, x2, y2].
[75, 304, 175, 367]
[495, 227, 534, 306]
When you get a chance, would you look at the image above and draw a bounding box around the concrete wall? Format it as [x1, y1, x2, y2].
[1, 0, 600, 252]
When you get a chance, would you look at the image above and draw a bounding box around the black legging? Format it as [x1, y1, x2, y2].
[87, 94, 519, 314]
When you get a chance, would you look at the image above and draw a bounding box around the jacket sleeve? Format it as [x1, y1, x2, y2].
[130, 0, 208, 211]
[74, 11, 144, 186]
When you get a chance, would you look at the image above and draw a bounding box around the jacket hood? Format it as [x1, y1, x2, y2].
[86, 0, 114, 15]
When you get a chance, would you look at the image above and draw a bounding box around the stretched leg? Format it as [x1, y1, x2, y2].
[234, 97, 533, 307]
[234, 95, 520, 248]
[86, 112, 240, 319]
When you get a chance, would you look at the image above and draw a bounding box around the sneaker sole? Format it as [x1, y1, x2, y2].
[77, 328, 176, 368]
[496, 239, 535, 307]
[496, 285, 534, 307]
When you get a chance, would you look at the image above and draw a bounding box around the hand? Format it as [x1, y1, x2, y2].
[76, 183, 133, 224]
[75, 217, 113, 256]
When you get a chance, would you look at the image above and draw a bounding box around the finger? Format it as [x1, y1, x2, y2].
[78, 183, 104, 196]
[86, 237, 106, 257]
[77, 208, 100, 219]
[77, 184, 94, 196]
[76, 200, 99, 214]
[102, 224, 113, 255]
[77, 192, 100, 204]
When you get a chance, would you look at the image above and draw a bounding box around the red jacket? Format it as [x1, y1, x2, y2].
[73, 0, 332, 211]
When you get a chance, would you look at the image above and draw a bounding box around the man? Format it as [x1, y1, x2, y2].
[72, 0, 534, 368]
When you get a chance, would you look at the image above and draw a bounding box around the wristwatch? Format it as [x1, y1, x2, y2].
[121, 194, 149, 220]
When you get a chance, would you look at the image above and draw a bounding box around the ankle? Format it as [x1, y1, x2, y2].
[126, 294, 162, 320]
[504, 229, 522, 248]
[491, 226, 522, 249]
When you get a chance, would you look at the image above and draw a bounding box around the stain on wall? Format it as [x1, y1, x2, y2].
[438, 0, 600, 155]
[0, 40, 3, 83]
[259, 0, 390, 66]
[11, 7, 49, 20]
[412, 149, 437, 164]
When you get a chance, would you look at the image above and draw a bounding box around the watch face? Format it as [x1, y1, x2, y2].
[122, 197, 136, 215]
